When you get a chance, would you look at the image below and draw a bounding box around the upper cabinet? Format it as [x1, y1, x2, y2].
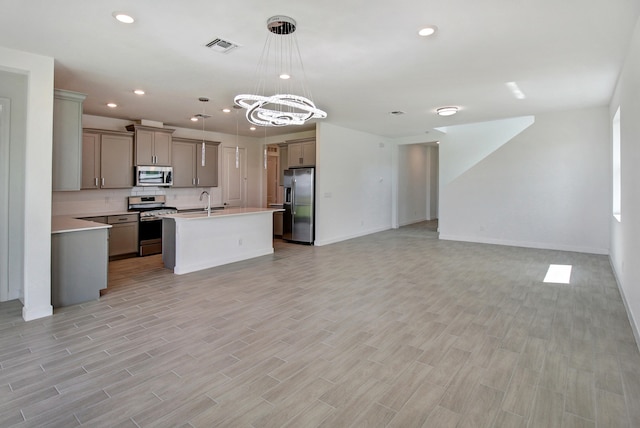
[82, 129, 134, 189]
[171, 137, 220, 187]
[126, 124, 174, 166]
[287, 138, 316, 167]
[52, 89, 87, 191]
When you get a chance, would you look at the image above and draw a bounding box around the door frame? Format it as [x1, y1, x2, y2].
[0, 98, 10, 301]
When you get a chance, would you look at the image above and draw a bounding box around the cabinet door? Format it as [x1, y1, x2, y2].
[279, 146, 288, 183]
[135, 129, 154, 165]
[196, 142, 218, 187]
[172, 141, 196, 187]
[153, 132, 172, 166]
[52, 90, 85, 191]
[301, 141, 316, 166]
[81, 132, 101, 189]
[109, 222, 138, 256]
[101, 134, 133, 188]
[288, 143, 303, 167]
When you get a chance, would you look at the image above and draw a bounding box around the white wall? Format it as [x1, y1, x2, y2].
[0, 46, 54, 321]
[610, 17, 640, 345]
[315, 122, 392, 246]
[427, 145, 439, 220]
[439, 107, 610, 254]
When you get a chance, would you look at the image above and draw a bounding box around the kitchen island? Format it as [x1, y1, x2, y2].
[162, 207, 284, 274]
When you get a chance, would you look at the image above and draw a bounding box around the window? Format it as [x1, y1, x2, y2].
[613, 107, 621, 222]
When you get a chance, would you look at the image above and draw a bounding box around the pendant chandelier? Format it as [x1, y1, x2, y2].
[234, 16, 327, 127]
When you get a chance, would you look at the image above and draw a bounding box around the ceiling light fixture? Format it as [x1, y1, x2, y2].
[234, 15, 327, 127]
[222, 108, 231, 113]
[436, 106, 458, 116]
[195, 97, 211, 167]
[112, 12, 135, 24]
[106, 103, 117, 108]
[133, 89, 145, 95]
[190, 117, 199, 122]
[418, 26, 437, 37]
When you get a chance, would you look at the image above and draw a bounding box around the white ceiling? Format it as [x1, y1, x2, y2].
[1, 0, 638, 138]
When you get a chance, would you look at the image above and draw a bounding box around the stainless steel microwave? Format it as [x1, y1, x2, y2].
[135, 166, 173, 187]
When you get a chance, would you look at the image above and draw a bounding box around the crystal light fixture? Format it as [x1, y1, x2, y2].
[234, 16, 327, 127]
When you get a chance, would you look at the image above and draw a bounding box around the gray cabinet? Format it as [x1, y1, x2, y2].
[82, 129, 134, 189]
[52, 89, 86, 191]
[107, 214, 138, 257]
[171, 137, 220, 187]
[126, 124, 174, 166]
[278, 143, 288, 184]
[287, 139, 315, 167]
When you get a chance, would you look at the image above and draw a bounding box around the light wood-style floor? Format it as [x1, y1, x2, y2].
[1, 221, 639, 427]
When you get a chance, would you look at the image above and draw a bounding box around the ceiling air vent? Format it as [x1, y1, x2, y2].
[206, 38, 239, 54]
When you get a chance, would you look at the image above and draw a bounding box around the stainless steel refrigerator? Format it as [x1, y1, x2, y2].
[283, 167, 314, 244]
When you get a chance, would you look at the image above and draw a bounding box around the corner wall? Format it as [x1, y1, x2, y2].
[610, 17, 640, 345]
[315, 122, 392, 246]
[439, 107, 610, 255]
[0, 46, 55, 320]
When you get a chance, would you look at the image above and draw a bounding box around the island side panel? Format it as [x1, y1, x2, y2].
[171, 212, 274, 275]
[51, 228, 108, 307]
[162, 217, 177, 269]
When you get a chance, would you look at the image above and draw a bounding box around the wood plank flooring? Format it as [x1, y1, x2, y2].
[1, 220, 639, 427]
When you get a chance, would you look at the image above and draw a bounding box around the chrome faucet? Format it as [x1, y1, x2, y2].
[200, 190, 211, 216]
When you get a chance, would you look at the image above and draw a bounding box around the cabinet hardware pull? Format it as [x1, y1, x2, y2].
[94, 177, 98, 187]
[197, 178, 200, 185]
[101, 177, 105, 186]
[192, 178, 195, 185]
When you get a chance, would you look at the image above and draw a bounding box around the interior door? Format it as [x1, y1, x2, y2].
[222, 146, 246, 207]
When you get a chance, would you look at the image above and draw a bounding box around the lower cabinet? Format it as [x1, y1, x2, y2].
[172, 137, 220, 187]
[107, 214, 139, 258]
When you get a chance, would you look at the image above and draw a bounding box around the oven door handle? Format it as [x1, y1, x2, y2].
[139, 217, 163, 222]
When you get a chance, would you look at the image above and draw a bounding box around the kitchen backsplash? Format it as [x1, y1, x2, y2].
[52, 186, 223, 216]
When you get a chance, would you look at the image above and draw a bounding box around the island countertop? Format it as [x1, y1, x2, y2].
[165, 207, 284, 221]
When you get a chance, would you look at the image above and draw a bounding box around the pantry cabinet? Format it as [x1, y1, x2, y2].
[126, 124, 174, 166]
[52, 89, 86, 191]
[81, 129, 134, 189]
[287, 138, 315, 167]
[171, 137, 220, 187]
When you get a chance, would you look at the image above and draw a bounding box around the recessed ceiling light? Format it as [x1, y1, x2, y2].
[418, 26, 437, 37]
[279, 73, 291, 80]
[190, 117, 199, 122]
[222, 108, 231, 113]
[113, 12, 135, 24]
[133, 89, 145, 95]
[250, 127, 256, 131]
[106, 102, 118, 108]
[436, 106, 458, 116]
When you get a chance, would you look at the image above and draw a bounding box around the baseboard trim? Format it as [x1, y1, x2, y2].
[438, 234, 609, 255]
[315, 226, 391, 246]
[609, 256, 640, 353]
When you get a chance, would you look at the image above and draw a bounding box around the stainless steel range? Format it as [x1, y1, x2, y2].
[128, 195, 177, 256]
